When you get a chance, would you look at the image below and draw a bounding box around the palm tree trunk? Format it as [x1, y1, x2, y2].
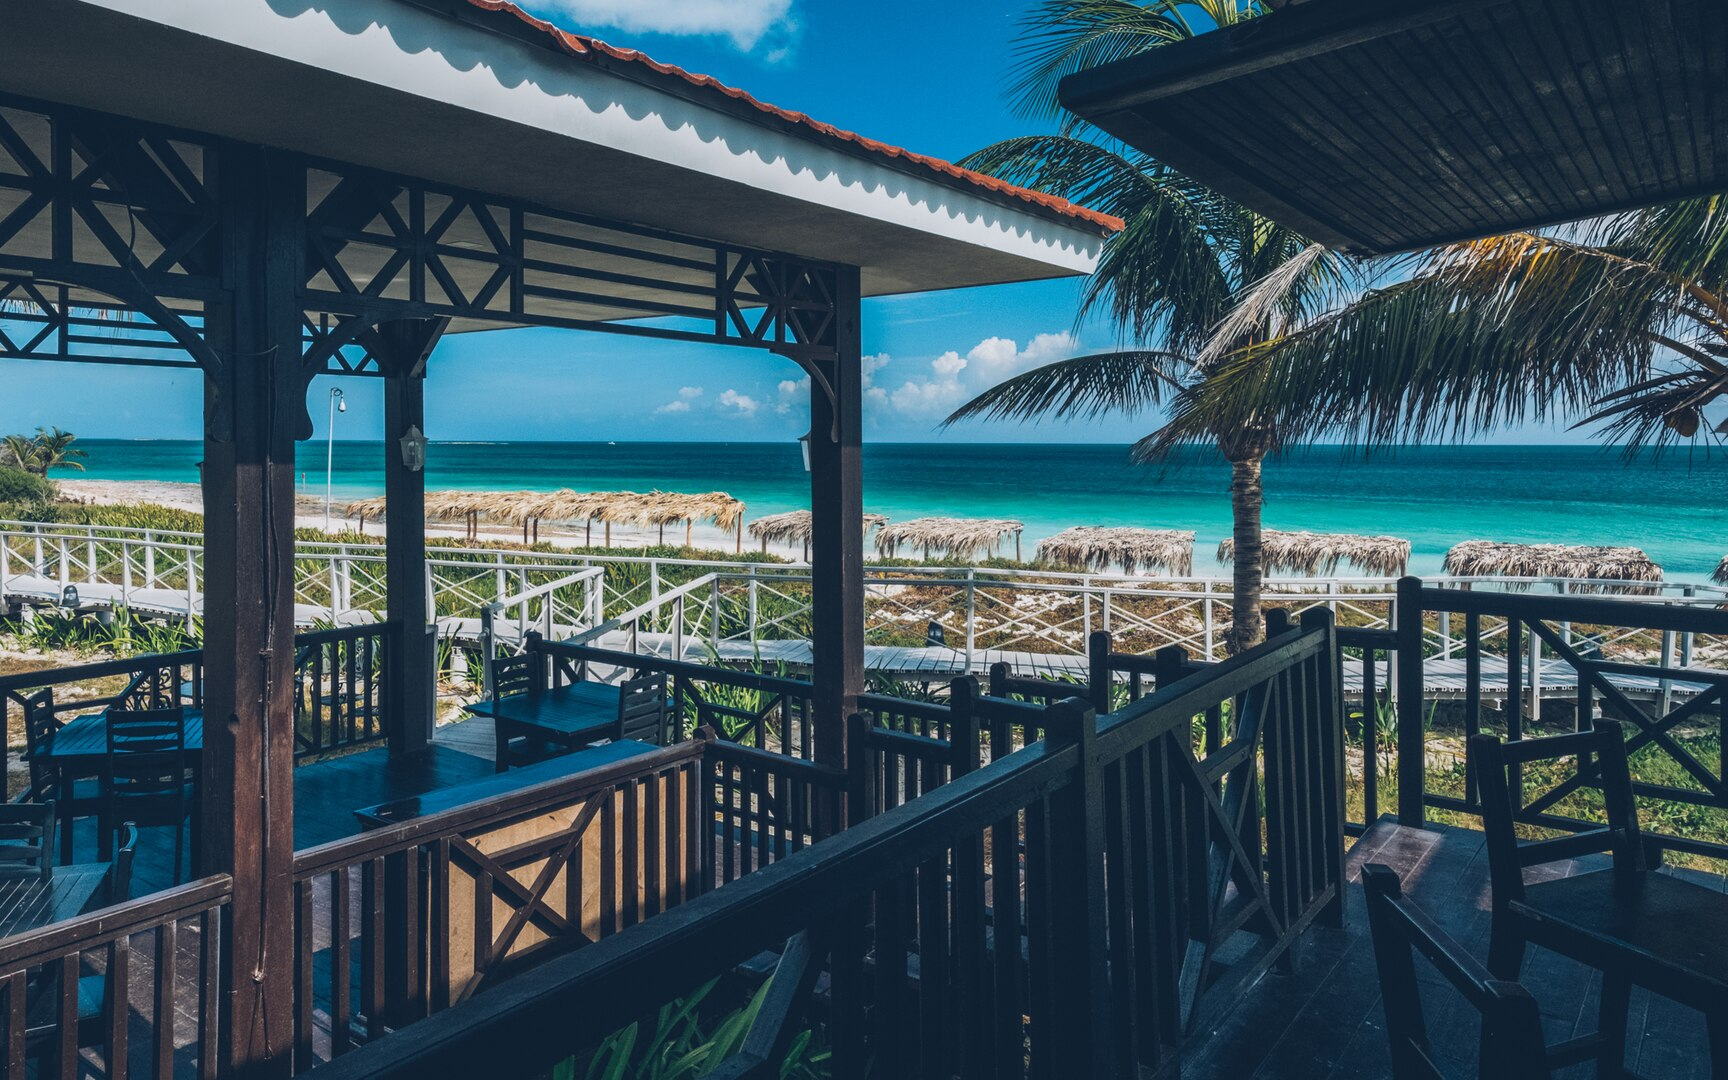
[1227, 451, 1265, 654]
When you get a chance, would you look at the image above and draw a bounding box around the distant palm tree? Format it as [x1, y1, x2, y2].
[1160, 197, 1728, 454]
[3, 427, 87, 477]
[946, 0, 1355, 652]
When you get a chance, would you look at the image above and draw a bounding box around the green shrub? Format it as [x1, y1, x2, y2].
[0, 466, 53, 507]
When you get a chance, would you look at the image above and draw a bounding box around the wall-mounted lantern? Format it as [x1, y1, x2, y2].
[399, 425, 427, 473]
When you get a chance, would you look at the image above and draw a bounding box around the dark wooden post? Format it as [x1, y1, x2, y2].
[202, 146, 302, 1078]
[1302, 607, 1347, 928]
[1043, 697, 1110, 1075]
[367, 318, 447, 757]
[807, 265, 864, 768]
[1087, 630, 1113, 713]
[1395, 575, 1427, 827]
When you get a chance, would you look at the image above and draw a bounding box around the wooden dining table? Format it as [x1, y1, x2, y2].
[0, 864, 113, 939]
[464, 683, 625, 754]
[29, 708, 203, 861]
[37, 708, 206, 768]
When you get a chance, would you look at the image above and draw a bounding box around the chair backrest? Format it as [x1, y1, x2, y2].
[20, 689, 59, 798]
[490, 654, 541, 703]
[107, 822, 138, 906]
[1468, 720, 1644, 910]
[0, 803, 56, 878]
[1363, 864, 1551, 1079]
[104, 707, 189, 818]
[616, 673, 669, 744]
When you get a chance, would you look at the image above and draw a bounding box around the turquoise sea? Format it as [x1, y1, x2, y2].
[66, 440, 1728, 582]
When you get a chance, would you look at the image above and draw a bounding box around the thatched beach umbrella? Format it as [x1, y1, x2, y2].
[1716, 554, 1728, 586]
[421, 490, 490, 541]
[344, 495, 388, 534]
[1219, 530, 1411, 577]
[747, 510, 889, 560]
[1444, 541, 1663, 587]
[1037, 526, 1194, 576]
[523, 489, 621, 546]
[876, 517, 1025, 561]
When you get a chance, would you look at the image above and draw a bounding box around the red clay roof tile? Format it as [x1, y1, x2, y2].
[459, 0, 1124, 235]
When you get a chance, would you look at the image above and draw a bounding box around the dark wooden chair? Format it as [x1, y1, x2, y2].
[25, 823, 138, 1076]
[20, 688, 102, 863]
[614, 672, 669, 744]
[102, 706, 197, 881]
[0, 802, 56, 879]
[491, 652, 566, 771]
[1363, 864, 1552, 1078]
[1472, 721, 1728, 1073]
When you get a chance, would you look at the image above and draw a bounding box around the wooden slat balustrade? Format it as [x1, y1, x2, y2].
[303, 609, 1347, 1080]
[0, 623, 398, 780]
[0, 875, 231, 1080]
[1392, 577, 1728, 860]
[537, 637, 820, 759]
[287, 740, 706, 1072]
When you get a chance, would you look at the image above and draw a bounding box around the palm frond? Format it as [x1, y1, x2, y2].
[1196, 242, 1363, 369]
[942, 350, 1189, 426]
[1006, 1, 1195, 123]
[960, 137, 1235, 348]
[1165, 232, 1693, 448]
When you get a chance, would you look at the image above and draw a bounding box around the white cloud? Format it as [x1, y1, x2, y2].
[775, 376, 810, 414]
[886, 332, 1075, 420]
[539, 0, 797, 52]
[655, 386, 704, 414]
[718, 388, 760, 417]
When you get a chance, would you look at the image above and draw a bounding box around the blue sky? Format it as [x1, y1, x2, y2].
[0, 0, 1583, 446]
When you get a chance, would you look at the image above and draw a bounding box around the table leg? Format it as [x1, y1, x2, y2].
[57, 765, 74, 864]
[1598, 972, 1630, 1077]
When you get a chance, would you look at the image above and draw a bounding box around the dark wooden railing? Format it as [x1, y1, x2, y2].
[293, 623, 393, 759]
[307, 609, 1346, 1080]
[703, 737, 844, 887]
[536, 637, 818, 758]
[1393, 576, 1728, 860]
[0, 623, 397, 777]
[287, 741, 705, 1072]
[1338, 624, 1395, 834]
[0, 874, 232, 1080]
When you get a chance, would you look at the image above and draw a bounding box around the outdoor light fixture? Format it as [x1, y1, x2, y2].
[799, 431, 811, 473]
[60, 585, 78, 608]
[324, 387, 345, 532]
[400, 424, 427, 473]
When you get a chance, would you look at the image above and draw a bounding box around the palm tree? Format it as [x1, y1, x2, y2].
[946, 0, 1355, 653]
[1157, 197, 1728, 456]
[3, 427, 86, 477]
[1, 434, 41, 475]
[32, 427, 87, 476]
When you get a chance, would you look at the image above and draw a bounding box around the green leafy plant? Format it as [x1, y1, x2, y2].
[578, 977, 829, 1080]
[0, 465, 54, 507]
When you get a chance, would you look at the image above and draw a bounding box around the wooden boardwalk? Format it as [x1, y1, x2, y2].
[1181, 820, 1722, 1079]
[0, 575, 573, 644]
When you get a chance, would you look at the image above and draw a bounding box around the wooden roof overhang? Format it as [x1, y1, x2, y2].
[1, 0, 1117, 376]
[1059, 0, 1728, 254]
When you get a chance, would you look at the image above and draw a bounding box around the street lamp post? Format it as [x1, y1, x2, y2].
[324, 387, 346, 531]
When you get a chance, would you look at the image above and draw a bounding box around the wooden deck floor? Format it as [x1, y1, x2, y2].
[1181, 819, 1723, 1079]
[93, 716, 499, 898]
